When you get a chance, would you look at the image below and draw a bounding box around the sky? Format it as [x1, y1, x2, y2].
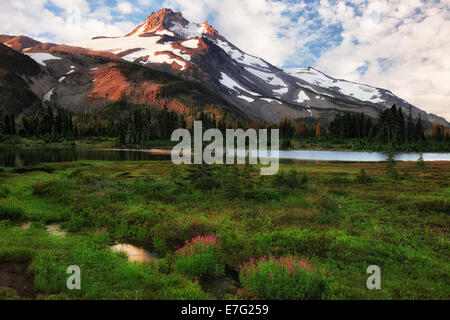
[1, 0, 449, 121]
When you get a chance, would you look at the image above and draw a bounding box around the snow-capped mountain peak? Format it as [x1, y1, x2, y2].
[126, 8, 222, 41]
[21, 8, 447, 126]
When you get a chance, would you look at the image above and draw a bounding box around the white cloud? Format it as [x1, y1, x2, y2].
[0, 0, 448, 120]
[117, 2, 134, 15]
[315, 0, 450, 121]
[0, 0, 136, 43]
[163, 0, 308, 66]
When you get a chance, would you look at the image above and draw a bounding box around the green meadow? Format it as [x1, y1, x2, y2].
[0, 159, 448, 300]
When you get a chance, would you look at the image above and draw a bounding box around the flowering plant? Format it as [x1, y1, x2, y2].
[239, 256, 329, 300]
[174, 235, 225, 279]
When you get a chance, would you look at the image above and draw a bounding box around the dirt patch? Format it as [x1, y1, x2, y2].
[0, 261, 35, 299]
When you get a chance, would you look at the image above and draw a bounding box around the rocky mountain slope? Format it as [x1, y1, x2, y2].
[1, 8, 448, 127]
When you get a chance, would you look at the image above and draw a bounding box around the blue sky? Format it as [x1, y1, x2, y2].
[1, 0, 449, 120]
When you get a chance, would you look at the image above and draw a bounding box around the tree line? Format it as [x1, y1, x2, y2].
[1, 103, 449, 149]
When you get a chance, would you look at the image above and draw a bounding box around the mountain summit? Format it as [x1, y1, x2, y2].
[1, 8, 448, 126]
[126, 8, 222, 40]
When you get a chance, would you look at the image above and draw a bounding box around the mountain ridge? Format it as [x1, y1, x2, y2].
[0, 8, 448, 127]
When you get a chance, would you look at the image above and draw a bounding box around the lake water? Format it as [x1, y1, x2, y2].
[0, 147, 449, 167]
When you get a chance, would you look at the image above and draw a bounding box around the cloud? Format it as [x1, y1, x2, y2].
[163, 0, 309, 66]
[314, 0, 450, 121]
[117, 2, 134, 15]
[0, 0, 448, 120]
[0, 0, 136, 43]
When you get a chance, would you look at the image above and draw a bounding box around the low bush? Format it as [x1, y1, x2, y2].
[12, 165, 56, 174]
[0, 185, 10, 198]
[0, 200, 24, 220]
[356, 169, 372, 184]
[239, 256, 330, 300]
[32, 180, 73, 201]
[174, 235, 225, 279]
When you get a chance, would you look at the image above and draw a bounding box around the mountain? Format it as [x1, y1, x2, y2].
[0, 37, 240, 122]
[0, 42, 54, 117]
[1, 8, 448, 127]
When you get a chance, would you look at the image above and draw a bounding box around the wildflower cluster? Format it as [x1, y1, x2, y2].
[176, 235, 220, 258]
[174, 235, 225, 279]
[239, 256, 330, 300]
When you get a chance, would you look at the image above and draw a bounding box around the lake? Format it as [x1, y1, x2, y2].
[0, 147, 449, 167]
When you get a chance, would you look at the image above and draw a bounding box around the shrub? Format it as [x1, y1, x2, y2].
[185, 164, 220, 190]
[32, 180, 73, 201]
[239, 256, 330, 300]
[385, 151, 399, 179]
[0, 200, 24, 220]
[0, 287, 20, 300]
[417, 152, 426, 168]
[174, 235, 225, 279]
[356, 169, 372, 184]
[0, 185, 10, 198]
[272, 169, 309, 191]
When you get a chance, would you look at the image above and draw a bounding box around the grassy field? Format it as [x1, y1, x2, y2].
[0, 159, 448, 300]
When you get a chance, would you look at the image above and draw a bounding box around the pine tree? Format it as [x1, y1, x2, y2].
[406, 107, 415, 142]
[185, 164, 219, 190]
[222, 165, 242, 199]
[414, 114, 425, 142]
[417, 152, 425, 168]
[386, 149, 399, 179]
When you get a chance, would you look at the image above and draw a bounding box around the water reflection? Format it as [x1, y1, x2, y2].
[0, 148, 171, 167]
[0, 147, 449, 167]
[110, 244, 159, 264]
[45, 224, 67, 237]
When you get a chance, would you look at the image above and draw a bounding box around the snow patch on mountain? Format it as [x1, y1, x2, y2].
[156, 30, 175, 37]
[220, 72, 259, 96]
[261, 98, 282, 104]
[237, 95, 255, 103]
[295, 91, 310, 103]
[216, 40, 268, 69]
[43, 88, 55, 102]
[273, 87, 288, 96]
[287, 68, 385, 104]
[245, 66, 286, 88]
[71, 35, 189, 70]
[25, 53, 61, 66]
[169, 22, 204, 39]
[181, 39, 199, 49]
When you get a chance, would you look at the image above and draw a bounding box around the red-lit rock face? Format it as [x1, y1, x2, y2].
[127, 8, 189, 36]
[2, 35, 42, 52]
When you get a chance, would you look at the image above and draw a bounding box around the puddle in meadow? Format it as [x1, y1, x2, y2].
[20, 222, 31, 230]
[45, 223, 67, 237]
[201, 275, 236, 300]
[110, 243, 159, 264]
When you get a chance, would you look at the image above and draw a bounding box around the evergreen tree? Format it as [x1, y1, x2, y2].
[406, 107, 415, 143]
[417, 152, 425, 168]
[222, 165, 242, 199]
[185, 164, 219, 190]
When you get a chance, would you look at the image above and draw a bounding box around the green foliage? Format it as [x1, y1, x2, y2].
[272, 169, 308, 191]
[32, 180, 73, 202]
[174, 236, 225, 279]
[185, 164, 220, 191]
[0, 200, 24, 220]
[239, 256, 330, 300]
[0, 287, 20, 300]
[0, 160, 448, 300]
[385, 150, 399, 179]
[0, 185, 10, 198]
[417, 152, 426, 168]
[356, 169, 372, 184]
